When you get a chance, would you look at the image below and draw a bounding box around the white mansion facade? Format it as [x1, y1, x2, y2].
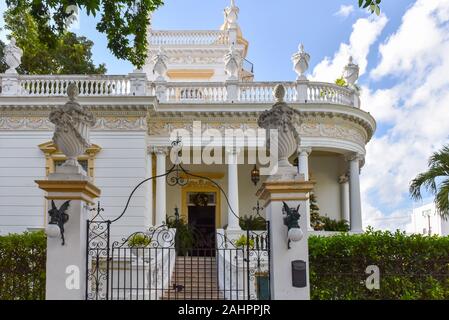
[0, 1, 375, 240]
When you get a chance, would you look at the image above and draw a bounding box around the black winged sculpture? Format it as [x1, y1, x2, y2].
[282, 202, 301, 249]
[48, 200, 70, 245]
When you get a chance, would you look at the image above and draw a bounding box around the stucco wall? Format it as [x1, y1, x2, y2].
[0, 131, 51, 235]
[91, 131, 149, 241]
[309, 154, 345, 221]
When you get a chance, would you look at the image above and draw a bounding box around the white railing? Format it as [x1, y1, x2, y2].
[15, 75, 131, 96]
[0, 74, 358, 107]
[307, 82, 354, 106]
[239, 82, 297, 103]
[164, 82, 227, 103]
[149, 30, 229, 46]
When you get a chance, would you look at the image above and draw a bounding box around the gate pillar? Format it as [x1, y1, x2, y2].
[36, 174, 101, 300]
[35, 83, 100, 300]
[257, 176, 314, 300]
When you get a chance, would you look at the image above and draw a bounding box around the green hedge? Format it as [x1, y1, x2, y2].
[309, 229, 449, 300]
[2, 229, 449, 300]
[0, 231, 46, 300]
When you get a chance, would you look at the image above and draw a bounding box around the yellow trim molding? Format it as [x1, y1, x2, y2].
[181, 178, 222, 229]
[167, 69, 215, 80]
[39, 141, 101, 178]
[35, 180, 101, 205]
[256, 179, 316, 206]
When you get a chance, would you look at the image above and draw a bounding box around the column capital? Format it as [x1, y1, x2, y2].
[345, 152, 364, 162]
[151, 146, 170, 155]
[338, 174, 349, 184]
[225, 146, 242, 155]
[298, 147, 312, 156]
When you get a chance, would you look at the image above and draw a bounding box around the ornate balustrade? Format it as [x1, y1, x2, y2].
[0, 75, 132, 97]
[0, 74, 359, 107]
[149, 30, 229, 46]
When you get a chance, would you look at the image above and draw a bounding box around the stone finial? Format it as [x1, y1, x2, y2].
[152, 47, 168, 81]
[291, 43, 310, 81]
[67, 83, 78, 101]
[224, 44, 242, 80]
[224, 0, 239, 30]
[4, 37, 22, 74]
[257, 85, 303, 175]
[274, 84, 286, 103]
[48, 83, 96, 174]
[343, 56, 359, 87]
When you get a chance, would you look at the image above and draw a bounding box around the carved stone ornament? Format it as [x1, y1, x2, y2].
[224, 44, 242, 80]
[152, 48, 168, 81]
[343, 56, 359, 88]
[4, 37, 22, 74]
[49, 83, 96, 171]
[291, 44, 310, 81]
[257, 84, 302, 169]
[224, 0, 239, 30]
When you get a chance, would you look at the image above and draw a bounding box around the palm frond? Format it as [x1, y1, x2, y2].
[409, 166, 447, 200]
[435, 179, 449, 219]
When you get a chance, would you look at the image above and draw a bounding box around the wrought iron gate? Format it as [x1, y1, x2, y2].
[86, 140, 271, 300]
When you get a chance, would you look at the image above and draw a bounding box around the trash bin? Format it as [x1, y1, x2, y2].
[292, 260, 307, 288]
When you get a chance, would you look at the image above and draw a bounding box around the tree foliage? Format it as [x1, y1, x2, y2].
[1, 9, 106, 75]
[5, 0, 163, 69]
[358, 0, 382, 15]
[410, 145, 449, 218]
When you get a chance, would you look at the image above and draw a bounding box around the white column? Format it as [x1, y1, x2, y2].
[339, 174, 350, 223]
[155, 147, 168, 226]
[348, 153, 363, 232]
[227, 147, 241, 230]
[146, 148, 154, 226]
[298, 147, 312, 231]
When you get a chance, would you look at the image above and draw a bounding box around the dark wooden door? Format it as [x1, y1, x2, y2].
[188, 206, 216, 256]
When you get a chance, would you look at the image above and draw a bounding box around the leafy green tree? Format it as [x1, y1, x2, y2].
[410, 145, 449, 218]
[359, 0, 382, 15]
[0, 40, 7, 73]
[1, 10, 106, 75]
[4, 0, 378, 69]
[5, 0, 163, 69]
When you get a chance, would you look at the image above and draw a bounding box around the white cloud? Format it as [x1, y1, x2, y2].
[335, 4, 355, 18]
[360, 0, 449, 231]
[311, 14, 388, 82]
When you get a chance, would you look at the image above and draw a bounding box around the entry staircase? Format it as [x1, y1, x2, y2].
[162, 256, 224, 300]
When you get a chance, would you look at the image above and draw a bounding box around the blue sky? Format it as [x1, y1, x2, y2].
[1, 0, 448, 231]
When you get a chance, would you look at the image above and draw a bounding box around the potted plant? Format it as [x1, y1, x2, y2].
[235, 234, 255, 258]
[128, 233, 152, 256]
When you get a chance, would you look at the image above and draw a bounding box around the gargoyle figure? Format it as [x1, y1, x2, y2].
[48, 200, 70, 245]
[282, 202, 300, 230]
[282, 202, 301, 249]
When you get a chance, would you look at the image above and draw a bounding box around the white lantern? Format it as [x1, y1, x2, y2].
[288, 227, 304, 242]
[45, 224, 61, 238]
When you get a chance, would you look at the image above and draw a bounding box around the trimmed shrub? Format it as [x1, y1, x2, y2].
[0, 231, 46, 300]
[309, 229, 449, 300]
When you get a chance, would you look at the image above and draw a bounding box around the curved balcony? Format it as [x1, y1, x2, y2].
[0, 74, 360, 108]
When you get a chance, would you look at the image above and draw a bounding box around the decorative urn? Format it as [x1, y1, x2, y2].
[49, 83, 96, 172]
[4, 37, 22, 74]
[291, 44, 310, 81]
[343, 56, 360, 87]
[257, 84, 302, 169]
[224, 44, 242, 80]
[152, 48, 168, 81]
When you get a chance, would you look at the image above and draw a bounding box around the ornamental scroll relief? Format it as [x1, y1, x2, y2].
[147, 120, 367, 146]
[0, 116, 147, 131]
